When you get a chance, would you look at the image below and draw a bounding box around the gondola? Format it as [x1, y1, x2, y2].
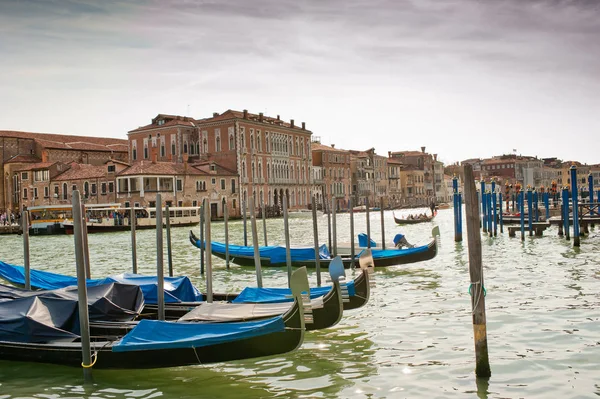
[0, 258, 348, 331]
[190, 227, 438, 269]
[393, 211, 436, 225]
[0, 268, 308, 369]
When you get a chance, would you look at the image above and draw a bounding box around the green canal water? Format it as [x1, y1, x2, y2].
[0, 208, 599, 398]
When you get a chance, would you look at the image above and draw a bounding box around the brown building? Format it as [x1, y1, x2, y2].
[128, 110, 314, 212]
[1, 131, 128, 212]
[399, 165, 426, 206]
[390, 147, 434, 203]
[387, 157, 403, 208]
[116, 151, 238, 218]
[311, 141, 351, 211]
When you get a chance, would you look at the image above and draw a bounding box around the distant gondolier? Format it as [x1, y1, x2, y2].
[430, 201, 436, 215]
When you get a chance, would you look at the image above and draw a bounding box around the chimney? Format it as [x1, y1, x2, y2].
[41, 150, 49, 163]
[259, 112, 263, 122]
[302, 122, 305, 130]
[243, 109, 248, 119]
[213, 112, 219, 117]
[290, 119, 295, 128]
[434, 154, 438, 161]
[151, 146, 158, 164]
[331, 144, 335, 148]
[421, 146, 426, 153]
[277, 115, 280, 120]
[183, 153, 189, 171]
[388, 151, 391, 158]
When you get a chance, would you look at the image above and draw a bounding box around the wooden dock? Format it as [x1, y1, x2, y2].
[0, 225, 22, 235]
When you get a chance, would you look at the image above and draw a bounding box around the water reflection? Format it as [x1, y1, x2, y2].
[0, 326, 376, 399]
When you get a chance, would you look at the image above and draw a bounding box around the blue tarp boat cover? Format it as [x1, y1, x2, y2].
[0, 282, 144, 343]
[232, 279, 356, 303]
[0, 261, 202, 304]
[365, 243, 430, 260]
[206, 241, 331, 264]
[112, 316, 285, 352]
[357, 234, 377, 248]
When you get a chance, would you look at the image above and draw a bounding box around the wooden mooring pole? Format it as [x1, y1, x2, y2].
[156, 194, 165, 321]
[463, 165, 491, 378]
[283, 198, 292, 287]
[204, 199, 213, 302]
[349, 198, 355, 268]
[71, 190, 93, 383]
[166, 205, 173, 277]
[311, 196, 322, 287]
[261, 197, 268, 246]
[22, 210, 30, 290]
[130, 206, 137, 274]
[250, 197, 263, 288]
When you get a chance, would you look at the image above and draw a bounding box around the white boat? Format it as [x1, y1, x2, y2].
[26, 203, 120, 235]
[63, 206, 200, 234]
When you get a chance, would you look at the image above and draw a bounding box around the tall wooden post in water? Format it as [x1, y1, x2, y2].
[250, 197, 263, 287]
[380, 198, 386, 250]
[311, 196, 322, 287]
[156, 194, 165, 321]
[283, 199, 292, 287]
[200, 201, 205, 274]
[22, 210, 31, 290]
[204, 199, 213, 302]
[570, 166, 581, 247]
[242, 198, 248, 247]
[81, 204, 91, 279]
[224, 203, 230, 269]
[349, 198, 356, 269]
[463, 165, 491, 378]
[71, 190, 93, 382]
[165, 205, 173, 277]
[130, 206, 137, 274]
[331, 197, 337, 256]
[261, 197, 268, 246]
[366, 201, 371, 248]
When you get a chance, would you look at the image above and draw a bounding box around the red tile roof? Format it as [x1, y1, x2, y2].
[311, 143, 348, 153]
[15, 162, 57, 172]
[4, 154, 40, 164]
[0, 131, 128, 153]
[128, 115, 197, 133]
[199, 110, 311, 132]
[53, 163, 106, 181]
[192, 162, 237, 176]
[387, 158, 404, 165]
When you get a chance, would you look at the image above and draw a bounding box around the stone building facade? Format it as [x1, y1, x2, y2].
[1, 130, 128, 212]
[311, 141, 351, 211]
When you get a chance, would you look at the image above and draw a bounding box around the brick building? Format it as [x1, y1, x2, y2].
[128, 110, 314, 212]
[311, 141, 351, 211]
[1, 131, 127, 212]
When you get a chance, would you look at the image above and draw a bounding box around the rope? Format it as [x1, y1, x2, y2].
[81, 352, 97, 369]
[192, 346, 201, 364]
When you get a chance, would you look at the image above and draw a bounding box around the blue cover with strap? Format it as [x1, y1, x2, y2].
[0, 261, 202, 304]
[363, 243, 430, 260]
[112, 316, 285, 352]
[357, 234, 377, 248]
[207, 241, 331, 263]
[232, 279, 356, 304]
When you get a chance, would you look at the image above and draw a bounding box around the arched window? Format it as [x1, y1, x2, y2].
[84, 182, 89, 198]
[62, 183, 68, 200]
[216, 136, 221, 152]
[252, 162, 256, 178]
[250, 134, 254, 150]
[183, 142, 188, 153]
[229, 134, 235, 150]
[203, 139, 208, 153]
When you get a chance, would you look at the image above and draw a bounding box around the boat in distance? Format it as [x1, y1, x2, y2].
[189, 227, 439, 268]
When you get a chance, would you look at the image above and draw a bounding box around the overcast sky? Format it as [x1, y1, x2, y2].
[1, 0, 599, 165]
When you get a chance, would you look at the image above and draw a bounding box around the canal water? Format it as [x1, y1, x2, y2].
[0, 208, 598, 398]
